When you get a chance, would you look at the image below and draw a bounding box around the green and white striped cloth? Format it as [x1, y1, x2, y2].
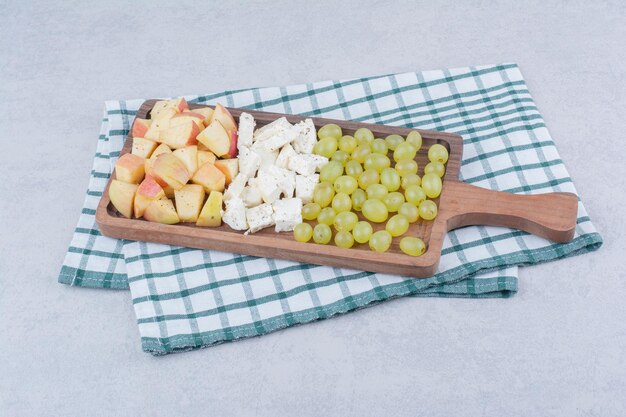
[59, 64, 602, 355]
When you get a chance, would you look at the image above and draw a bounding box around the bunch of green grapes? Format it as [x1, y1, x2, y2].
[294, 125, 449, 257]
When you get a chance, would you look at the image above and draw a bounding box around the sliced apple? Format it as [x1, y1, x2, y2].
[152, 153, 191, 190]
[151, 98, 188, 119]
[226, 128, 238, 158]
[163, 185, 175, 198]
[192, 162, 225, 192]
[187, 107, 214, 126]
[145, 143, 173, 176]
[144, 199, 180, 225]
[132, 137, 158, 159]
[159, 121, 199, 149]
[172, 145, 198, 176]
[115, 153, 145, 184]
[174, 184, 205, 222]
[170, 113, 204, 130]
[212, 103, 237, 133]
[196, 120, 230, 157]
[134, 175, 165, 218]
[197, 191, 223, 227]
[109, 179, 138, 219]
[131, 118, 151, 138]
[197, 150, 216, 167]
[197, 141, 210, 151]
[214, 159, 239, 185]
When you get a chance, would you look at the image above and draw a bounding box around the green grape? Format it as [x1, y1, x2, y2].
[331, 150, 350, 166]
[386, 214, 410, 237]
[400, 236, 426, 256]
[351, 188, 367, 211]
[313, 223, 332, 244]
[345, 160, 363, 178]
[334, 230, 354, 248]
[401, 173, 421, 189]
[428, 143, 449, 163]
[358, 169, 379, 189]
[398, 202, 419, 223]
[293, 223, 313, 242]
[385, 134, 404, 151]
[424, 161, 445, 177]
[405, 185, 427, 205]
[331, 192, 352, 212]
[366, 183, 388, 200]
[351, 145, 371, 164]
[317, 207, 337, 225]
[333, 175, 358, 194]
[418, 200, 438, 220]
[352, 221, 373, 243]
[364, 153, 391, 172]
[393, 142, 417, 162]
[313, 136, 338, 158]
[334, 211, 358, 232]
[339, 135, 357, 153]
[318, 123, 342, 141]
[302, 202, 321, 220]
[383, 192, 405, 212]
[371, 138, 388, 155]
[354, 127, 375, 145]
[380, 167, 401, 192]
[313, 182, 335, 207]
[395, 159, 418, 177]
[319, 160, 344, 183]
[369, 230, 392, 252]
[406, 131, 423, 151]
[362, 199, 389, 223]
[421, 173, 443, 198]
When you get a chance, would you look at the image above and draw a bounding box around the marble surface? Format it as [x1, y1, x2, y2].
[1, 1, 625, 416]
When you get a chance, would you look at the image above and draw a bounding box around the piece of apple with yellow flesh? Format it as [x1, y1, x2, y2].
[197, 141, 210, 151]
[109, 180, 138, 219]
[151, 98, 188, 119]
[192, 162, 225, 192]
[144, 199, 180, 225]
[145, 143, 172, 176]
[172, 145, 198, 176]
[212, 103, 237, 133]
[214, 159, 239, 185]
[170, 113, 204, 130]
[159, 121, 199, 149]
[197, 191, 223, 227]
[187, 107, 214, 126]
[197, 120, 230, 157]
[132, 118, 151, 138]
[115, 153, 145, 184]
[132, 137, 158, 159]
[152, 153, 190, 189]
[174, 184, 205, 222]
[226, 128, 238, 158]
[134, 175, 165, 218]
[197, 150, 216, 167]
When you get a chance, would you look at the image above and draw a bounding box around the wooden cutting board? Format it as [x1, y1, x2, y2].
[96, 100, 578, 278]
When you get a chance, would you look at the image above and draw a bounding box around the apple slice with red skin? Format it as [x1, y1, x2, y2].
[115, 153, 145, 184]
[134, 175, 165, 218]
[172, 145, 198, 176]
[186, 107, 214, 126]
[214, 158, 239, 185]
[212, 103, 237, 133]
[159, 121, 199, 149]
[151, 153, 191, 190]
[196, 120, 231, 157]
[192, 162, 226, 193]
[109, 180, 138, 219]
[132, 118, 151, 138]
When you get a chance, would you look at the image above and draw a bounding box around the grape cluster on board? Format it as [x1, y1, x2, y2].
[293, 124, 449, 256]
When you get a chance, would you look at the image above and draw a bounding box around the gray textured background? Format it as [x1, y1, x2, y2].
[1, 1, 625, 416]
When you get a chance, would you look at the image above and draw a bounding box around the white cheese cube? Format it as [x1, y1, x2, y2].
[253, 146, 279, 169]
[245, 203, 275, 234]
[222, 198, 248, 231]
[237, 112, 255, 149]
[275, 143, 297, 169]
[266, 165, 296, 198]
[256, 168, 282, 204]
[241, 186, 263, 207]
[253, 117, 293, 143]
[257, 130, 293, 152]
[288, 154, 328, 176]
[223, 173, 248, 201]
[291, 119, 317, 154]
[238, 147, 261, 178]
[273, 198, 303, 232]
[295, 174, 319, 204]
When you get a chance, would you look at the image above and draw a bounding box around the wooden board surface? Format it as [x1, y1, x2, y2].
[96, 100, 579, 278]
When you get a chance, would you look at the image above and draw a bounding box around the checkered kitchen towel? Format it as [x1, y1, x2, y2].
[59, 63, 602, 354]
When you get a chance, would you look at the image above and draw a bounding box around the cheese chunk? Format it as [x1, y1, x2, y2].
[255, 130, 293, 152]
[288, 154, 328, 176]
[253, 117, 292, 143]
[295, 174, 319, 204]
[291, 118, 317, 154]
[223, 173, 248, 201]
[254, 147, 279, 169]
[238, 147, 261, 178]
[256, 168, 282, 203]
[237, 112, 255, 149]
[222, 198, 248, 230]
[275, 143, 297, 169]
[241, 186, 263, 207]
[245, 203, 275, 234]
[273, 198, 303, 232]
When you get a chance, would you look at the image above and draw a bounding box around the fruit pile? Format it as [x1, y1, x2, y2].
[292, 124, 449, 257]
[108, 98, 240, 226]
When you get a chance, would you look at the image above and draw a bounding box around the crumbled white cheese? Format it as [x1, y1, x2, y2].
[238, 147, 261, 178]
[273, 198, 303, 232]
[275, 143, 297, 169]
[237, 112, 255, 149]
[223, 173, 248, 201]
[253, 147, 279, 169]
[222, 198, 248, 230]
[291, 118, 317, 154]
[256, 168, 282, 204]
[295, 174, 319, 204]
[241, 186, 263, 207]
[245, 203, 275, 234]
[253, 117, 293, 143]
[288, 154, 328, 176]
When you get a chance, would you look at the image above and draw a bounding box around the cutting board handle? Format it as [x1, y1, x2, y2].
[441, 182, 578, 243]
